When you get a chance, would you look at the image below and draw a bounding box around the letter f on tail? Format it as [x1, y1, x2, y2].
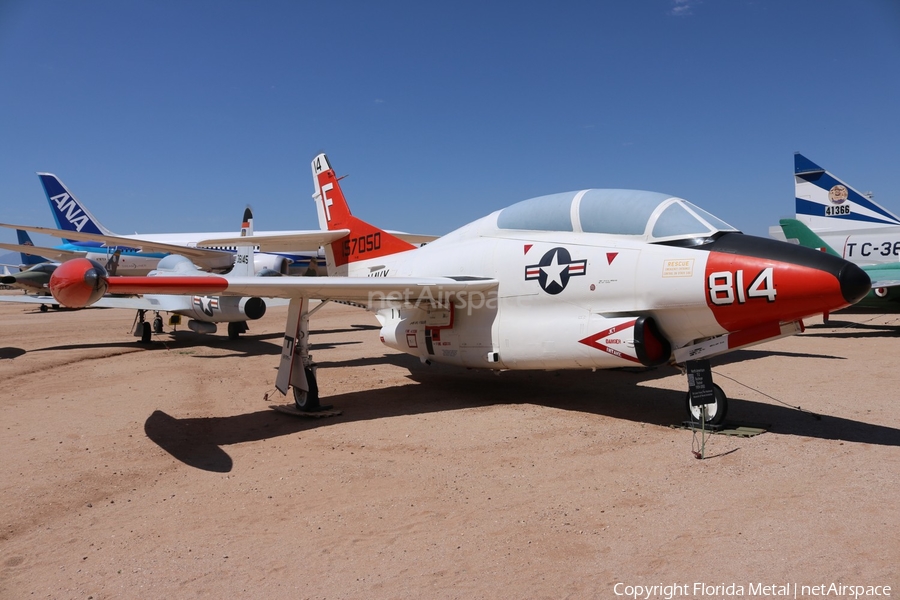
[311, 153, 415, 274]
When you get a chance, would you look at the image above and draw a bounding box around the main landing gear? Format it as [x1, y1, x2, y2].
[275, 298, 332, 413]
[227, 321, 249, 340]
[133, 310, 164, 343]
[292, 366, 320, 411]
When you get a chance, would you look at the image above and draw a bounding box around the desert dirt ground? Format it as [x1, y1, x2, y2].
[1, 290, 899, 599]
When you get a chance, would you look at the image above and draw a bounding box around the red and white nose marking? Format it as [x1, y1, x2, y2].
[703, 233, 870, 332]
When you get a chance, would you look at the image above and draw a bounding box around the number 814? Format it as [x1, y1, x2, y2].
[708, 268, 776, 305]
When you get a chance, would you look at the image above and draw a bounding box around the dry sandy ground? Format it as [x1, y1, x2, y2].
[1, 290, 899, 599]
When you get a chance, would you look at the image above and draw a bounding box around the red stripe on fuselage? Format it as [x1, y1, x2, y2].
[108, 276, 230, 295]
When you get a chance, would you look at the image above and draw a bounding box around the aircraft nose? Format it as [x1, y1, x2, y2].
[837, 261, 870, 305]
[704, 233, 871, 332]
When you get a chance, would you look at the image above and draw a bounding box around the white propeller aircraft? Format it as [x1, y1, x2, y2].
[47, 153, 871, 425]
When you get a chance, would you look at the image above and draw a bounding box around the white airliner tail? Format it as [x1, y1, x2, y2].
[37, 173, 116, 239]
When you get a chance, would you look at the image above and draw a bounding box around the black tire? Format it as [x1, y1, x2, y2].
[40, 304, 48, 313]
[227, 321, 245, 340]
[685, 384, 728, 426]
[292, 367, 320, 411]
[139, 321, 152, 344]
[153, 315, 164, 333]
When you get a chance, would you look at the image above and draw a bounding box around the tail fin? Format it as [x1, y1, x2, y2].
[15, 229, 50, 266]
[311, 153, 415, 274]
[794, 153, 900, 232]
[779, 218, 841, 257]
[37, 173, 114, 240]
[230, 206, 255, 277]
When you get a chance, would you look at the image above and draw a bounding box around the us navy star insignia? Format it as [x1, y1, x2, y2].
[525, 247, 587, 295]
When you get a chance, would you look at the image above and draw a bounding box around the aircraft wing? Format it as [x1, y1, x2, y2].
[864, 264, 900, 289]
[0, 222, 234, 268]
[0, 241, 81, 262]
[88, 294, 293, 310]
[0, 294, 55, 305]
[197, 230, 436, 252]
[113, 275, 498, 303]
[196, 230, 350, 253]
[50, 259, 499, 307]
[386, 231, 439, 245]
[0, 292, 166, 309]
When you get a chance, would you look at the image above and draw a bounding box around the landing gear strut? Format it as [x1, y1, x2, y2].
[134, 310, 152, 343]
[276, 298, 330, 412]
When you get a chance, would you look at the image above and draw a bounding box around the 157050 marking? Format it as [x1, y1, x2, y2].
[343, 232, 381, 256]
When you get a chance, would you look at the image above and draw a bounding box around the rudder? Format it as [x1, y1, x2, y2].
[310, 153, 415, 274]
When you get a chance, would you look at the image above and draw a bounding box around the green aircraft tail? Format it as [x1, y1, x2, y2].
[778, 219, 841, 257]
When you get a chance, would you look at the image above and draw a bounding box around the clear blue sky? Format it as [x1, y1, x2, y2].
[1, 0, 899, 251]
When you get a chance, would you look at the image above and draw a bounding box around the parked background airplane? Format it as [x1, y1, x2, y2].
[770, 153, 900, 269]
[21, 173, 436, 276]
[35, 173, 315, 274]
[2, 208, 287, 339]
[46, 153, 871, 426]
[0, 227, 79, 269]
[0, 229, 61, 297]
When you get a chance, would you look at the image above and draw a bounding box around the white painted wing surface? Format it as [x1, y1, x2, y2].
[196, 230, 350, 252]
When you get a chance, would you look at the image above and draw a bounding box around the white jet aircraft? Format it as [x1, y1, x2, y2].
[47, 153, 870, 425]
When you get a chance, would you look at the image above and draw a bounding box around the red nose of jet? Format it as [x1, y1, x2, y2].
[704, 233, 870, 332]
[49, 258, 110, 308]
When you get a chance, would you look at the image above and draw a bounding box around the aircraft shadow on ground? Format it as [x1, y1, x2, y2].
[28, 327, 377, 358]
[802, 320, 900, 339]
[144, 353, 900, 473]
[28, 331, 284, 355]
[0, 347, 26, 359]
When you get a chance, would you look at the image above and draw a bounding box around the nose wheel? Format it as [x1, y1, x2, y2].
[685, 384, 728, 426]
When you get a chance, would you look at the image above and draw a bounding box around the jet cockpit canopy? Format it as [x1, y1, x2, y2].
[496, 189, 739, 245]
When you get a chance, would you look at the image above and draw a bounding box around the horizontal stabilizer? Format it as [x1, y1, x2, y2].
[0, 222, 235, 272]
[198, 230, 350, 253]
[0, 242, 81, 262]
